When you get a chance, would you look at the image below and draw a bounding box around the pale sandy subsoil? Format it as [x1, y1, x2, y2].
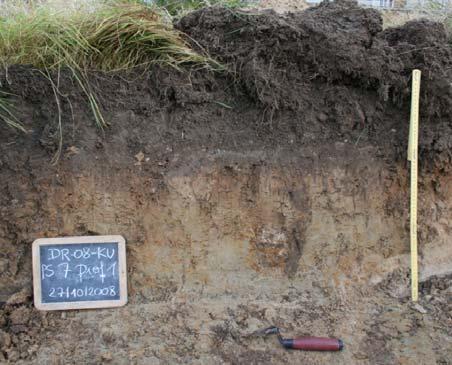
[1, 139, 451, 364]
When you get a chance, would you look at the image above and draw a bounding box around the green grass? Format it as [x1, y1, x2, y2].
[0, 0, 222, 136]
[0, 2, 216, 72]
[153, 0, 250, 16]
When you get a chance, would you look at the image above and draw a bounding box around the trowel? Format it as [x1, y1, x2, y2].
[250, 326, 344, 351]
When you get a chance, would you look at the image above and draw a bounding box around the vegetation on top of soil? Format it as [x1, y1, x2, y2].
[0, 1, 215, 72]
[0, 0, 450, 139]
[153, 0, 250, 16]
[0, 0, 222, 134]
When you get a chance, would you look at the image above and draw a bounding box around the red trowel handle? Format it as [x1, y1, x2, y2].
[282, 336, 344, 351]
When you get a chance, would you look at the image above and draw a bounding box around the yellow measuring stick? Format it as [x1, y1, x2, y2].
[408, 70, 421, 302]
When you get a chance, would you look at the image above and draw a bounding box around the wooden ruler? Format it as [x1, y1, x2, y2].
[408, 70, 421, 302]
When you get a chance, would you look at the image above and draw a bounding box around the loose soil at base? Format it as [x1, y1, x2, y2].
[0, 1, 451, 364]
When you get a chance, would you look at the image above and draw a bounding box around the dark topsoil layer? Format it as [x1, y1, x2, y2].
[177, 0, 452, 167]
[1, 0, 452, 167]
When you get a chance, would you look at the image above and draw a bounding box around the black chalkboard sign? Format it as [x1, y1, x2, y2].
[33, 236, 127, 310]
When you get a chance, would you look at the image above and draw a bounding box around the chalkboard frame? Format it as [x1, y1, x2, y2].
[32, 235, 127, 311]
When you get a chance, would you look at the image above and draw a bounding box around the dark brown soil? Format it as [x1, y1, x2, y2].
[0, 1, 449, 169]
[1, 1, 451, 169]
[0, 1, 451, 364]
[177, 0, 452, 167]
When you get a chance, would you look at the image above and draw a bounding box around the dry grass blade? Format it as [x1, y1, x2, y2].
[48, 75, 64, 165]
[0, 91, 27, 132]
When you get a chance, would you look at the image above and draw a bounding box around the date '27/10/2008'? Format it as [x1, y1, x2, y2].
[48, 285, 117, 299]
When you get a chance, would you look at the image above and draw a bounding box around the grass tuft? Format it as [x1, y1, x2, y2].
[0, 2, 217, 72]
[0, 0, 222, 139]
[153, 0, 250, 17]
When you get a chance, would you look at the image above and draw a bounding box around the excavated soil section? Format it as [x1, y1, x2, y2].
[0, 1, 451, 364]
